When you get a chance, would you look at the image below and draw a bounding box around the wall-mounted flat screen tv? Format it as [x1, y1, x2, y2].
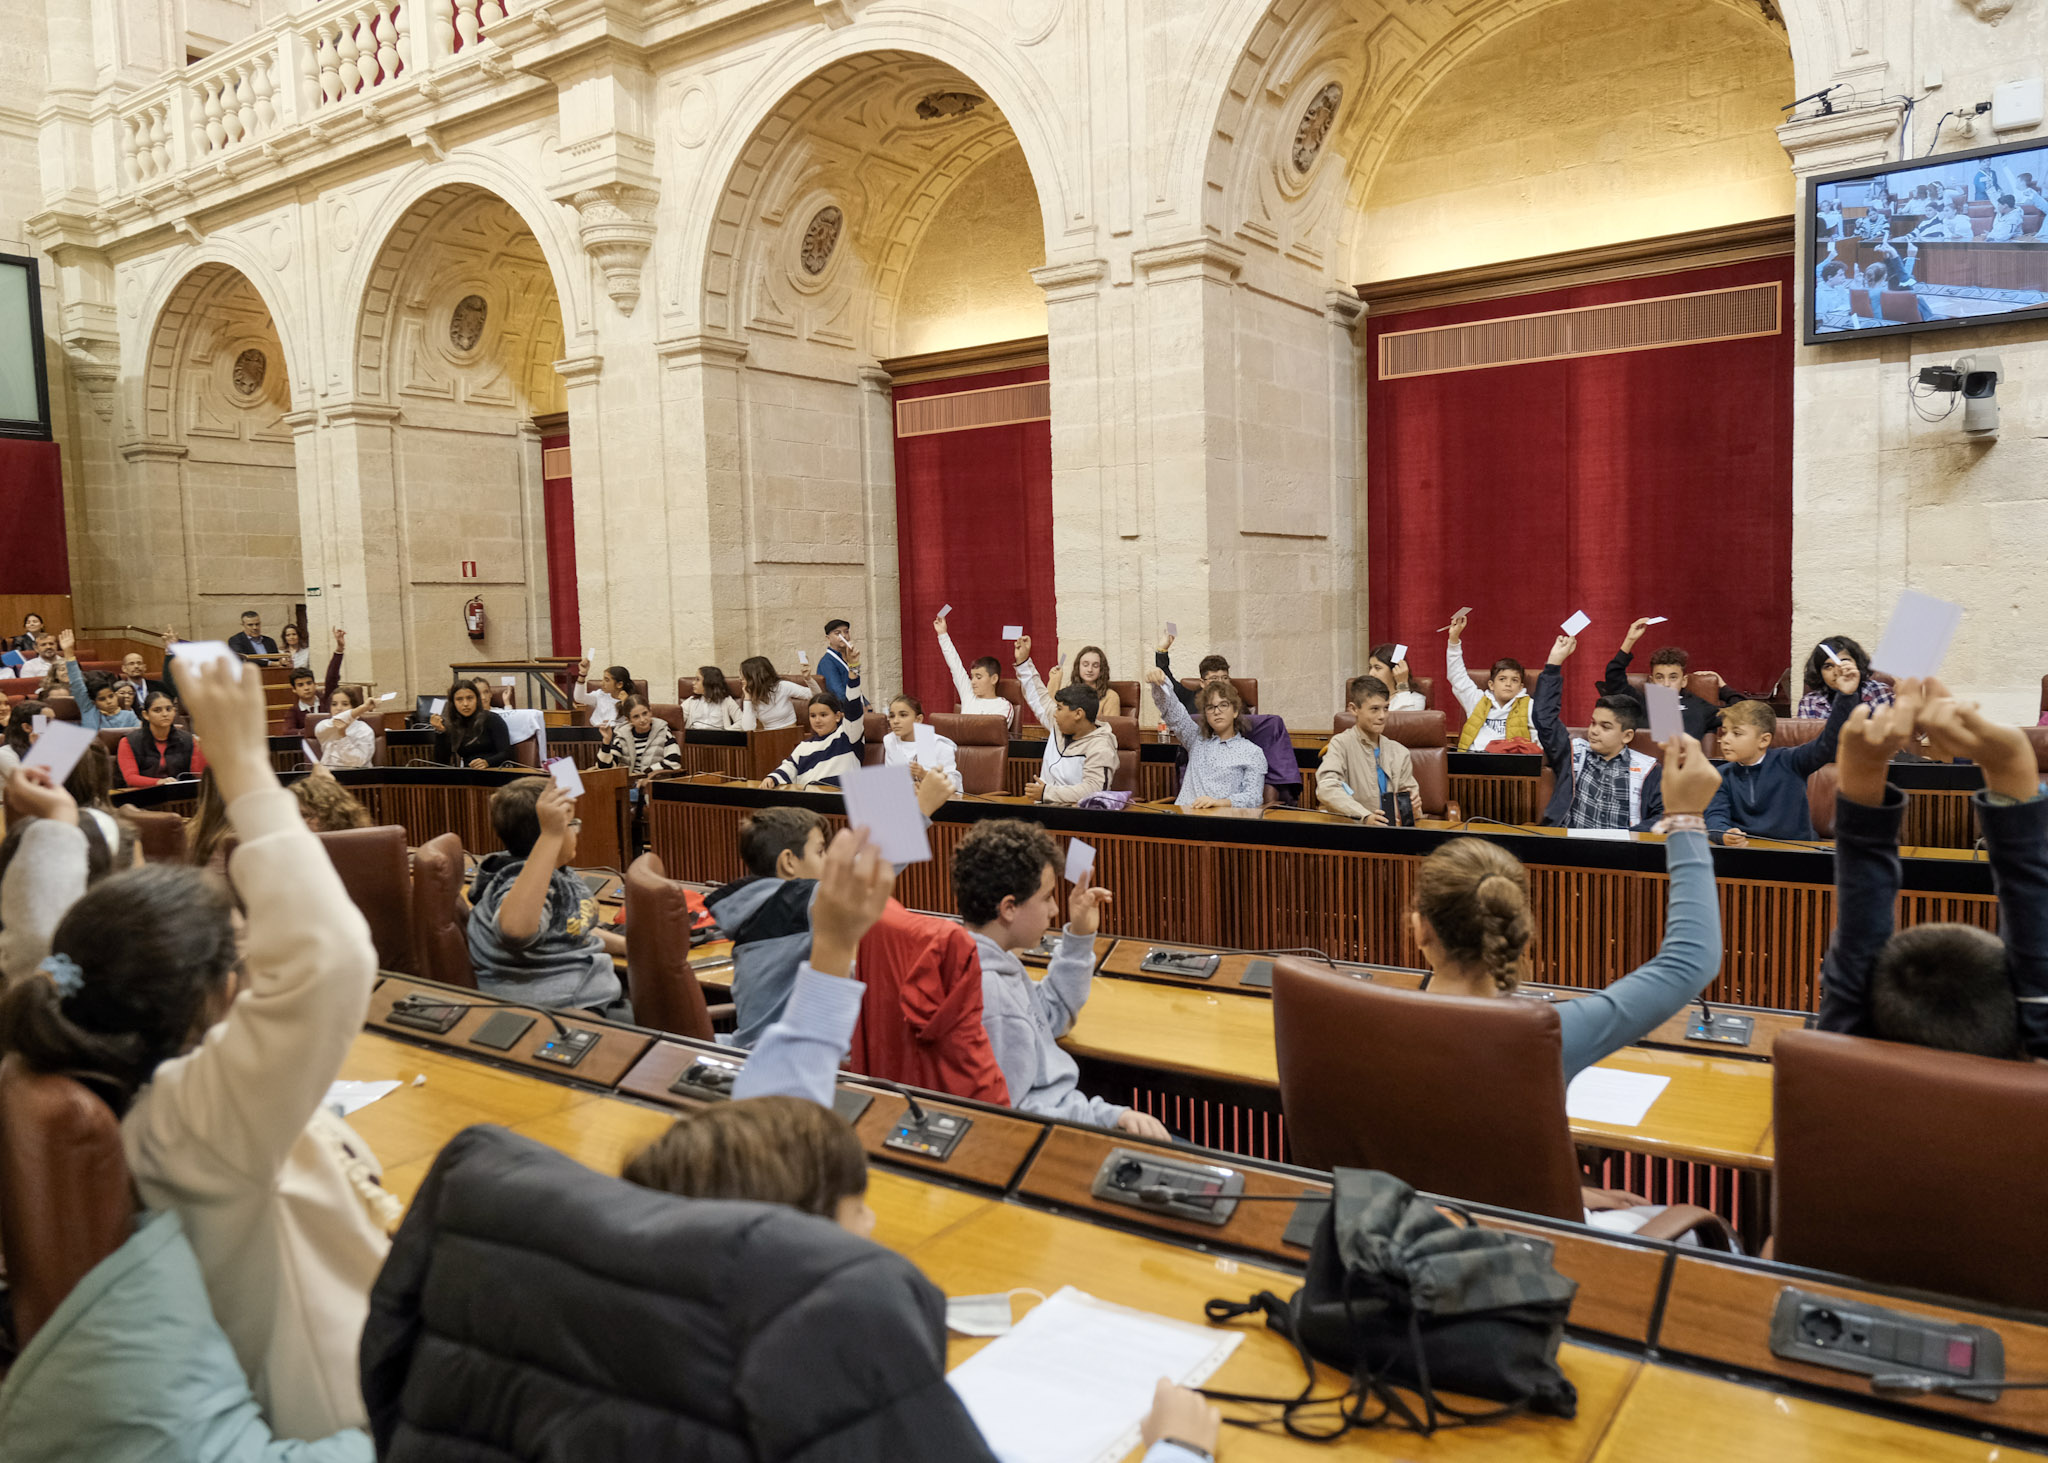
[0, 253, 51, 440]
[1806, 135, 2048, 344]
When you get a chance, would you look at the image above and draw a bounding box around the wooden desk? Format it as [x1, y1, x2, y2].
[911, 1201, 1642, 1462]
[1058, 977, 1777, 1172]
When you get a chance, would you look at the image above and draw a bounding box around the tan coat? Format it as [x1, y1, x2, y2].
[1317, 726, 1421, 820]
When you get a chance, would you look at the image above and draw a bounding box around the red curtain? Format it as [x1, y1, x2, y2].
[540, 430, 578, 658]
[1366, 256, 1793, 717]
[892, 365, 1054, 714]
[0, 440, 69, 593]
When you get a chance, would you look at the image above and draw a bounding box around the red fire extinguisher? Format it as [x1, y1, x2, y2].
[464, 595, 486, 641]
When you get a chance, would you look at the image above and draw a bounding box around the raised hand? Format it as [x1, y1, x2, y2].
[1548, 633, 1577, 666]
[1622, 616, 1652, 651]
[334, 626, 346, 650]
[1013, 633, 1032, 666]
[1067, 867, 1113, 936]
[1917, 678, 2039, 801]
[1143, 667, 1167, 687]
[1836, 680, 1924, 805]
[1660, 732, 1723, 817]
[5, 766, 78, 826]
[915, 766, 957, 818]
[56, 628, 75, 656]
[808, 828, 896, 977]
[932, 614, 948, 636]
[1448, 610, 1468, 643]
[180, 657, 274, 804]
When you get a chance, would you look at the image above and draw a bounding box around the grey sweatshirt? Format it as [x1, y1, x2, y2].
[972, 927, 1125, 1128]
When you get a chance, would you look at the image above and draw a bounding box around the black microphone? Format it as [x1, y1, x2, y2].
[392, 990, 573, 1041]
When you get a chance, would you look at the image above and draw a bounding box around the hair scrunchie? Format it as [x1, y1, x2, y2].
[38, 952, 84, 999]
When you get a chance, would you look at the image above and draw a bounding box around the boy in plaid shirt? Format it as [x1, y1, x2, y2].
[1533, 633, 1663, 832]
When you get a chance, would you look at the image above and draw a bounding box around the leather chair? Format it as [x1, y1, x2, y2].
[122, 807, 189, 863]
[1773, 1030, 2048, 1311]
[1180, 677, 1258, 713]
[1772, 717, 1824, 750]
[93, 727, 127, 761]
[650, 703, 691, 744]
[587, 677, 650, 701]
[931, 712, 1007, 795]
[677, 673, 750, 700]
[1271, 959, 1732, 1245]
[506, 736, 542, 768]
[1807, 762, 1840, 839]
[408, 831, 476, 988]
[0, 1055, 136, 1345]
[861, 710, 890, 767]
[317, 825, 416, 973]
[1105, 680, 1140, 717]
[1105, 714, 1139, 794]
[623, 853, 731, 1039]
[1325, 711, 1457, 820]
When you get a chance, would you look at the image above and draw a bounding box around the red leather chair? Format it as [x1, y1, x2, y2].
[1326, 710, 1458, 820]
[0, 1056, 136, 1345]
[1771, 717, 1824, 750]
[1807, 762, 1840, 839]
[930, 712, 1007, 795]
[1773, 1030, 2048, 1311]
[408, 832, 476, 988]
[1105, 714, 1139, 794]
[1271, 959, 1731, 1244]
[1105, 680, 1140, 718]
[650, 704, 691, 745]
[506, 736, 542, 768]
[122, 808, 190, 864]
[860, 710, 889, 767]
[623, 853, 731, 1039]
[317, 825, 416, 973]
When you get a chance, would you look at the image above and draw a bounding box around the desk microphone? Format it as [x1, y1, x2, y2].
[391, 990, 574, 1041]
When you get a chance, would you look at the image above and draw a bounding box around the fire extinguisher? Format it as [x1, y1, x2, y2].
[464, 595, 486, 641]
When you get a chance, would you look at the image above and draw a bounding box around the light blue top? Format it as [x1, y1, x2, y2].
[1557, 830, 1721, 1077]
[67, 658, 141, 730]
[1152, 680, 1267, 809]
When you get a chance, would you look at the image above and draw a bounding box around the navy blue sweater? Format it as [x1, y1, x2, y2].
[1818, 787, 2048, 1058]
[1703, 691, 1853, 841]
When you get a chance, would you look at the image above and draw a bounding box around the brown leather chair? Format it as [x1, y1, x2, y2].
[1807, 762, 1840, 839]
[651, 703, 691, 744]
[1181, 676, 1257, 713]
[1773, 1030, 2048, 1311]
[408, 831, 476, 988]
[588, 677, 650, 701]
[623, 853, 732, 1039]
[93, 727, 127, 761]
[860, 710, 890, 768]
[1327, 711, 1458, 820]
[1105, 714, 1139, 794]
[0, 1056, 136, 1345]
[506, 736, 542, 768]
[122, 807, 190, 863]
[1271, 958, 1732, 1244]
[317, 825, 416, 973]
[1105, 680, 1140, 717]
[1772, 716, 1824, 749]
[931, 712, 1007, 795]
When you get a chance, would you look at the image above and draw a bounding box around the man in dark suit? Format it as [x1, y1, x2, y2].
[227, 609, 279, 660]
[117, 651, 169, 706]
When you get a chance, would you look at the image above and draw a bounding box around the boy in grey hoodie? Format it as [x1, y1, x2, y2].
[1012, 636, 1120, 804]
[952, 819, 1170, 1138]
[704, 807, 829, 1047]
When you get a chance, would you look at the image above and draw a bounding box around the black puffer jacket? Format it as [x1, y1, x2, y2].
[360, 1124, 997, 1462]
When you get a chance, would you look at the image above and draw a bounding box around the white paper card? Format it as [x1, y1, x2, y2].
[1565, 828, 1634, 842]
[1064, 838, 1096, 885]
[1644, 682, 1683, 742]
[913, 722, 938, 745]
[1565, 1066, 1671, 1127]
[1165, 621, 1178, 637]
[302, 739, 321, 765]
[1437, 605, 1474, 631]
[838, 763, 933, 866]
[1002, 625, 1023, 641]
[325, 1079, 400, 1117]
[429, 698, 446, 716]
[584, 646, 596, 663]
[29, 714, 46, 735]
[377, 691, 397, 702]
[546, 756, 585, 799]
[948, 1287, 1241, 1463]
[170, 639, 242, 680]
[1871, 588, 1965, 681]
[939, 602, 953, 618]
[20, 720, 95, 787]
[501, 676, 515, 686]
[1391, 643, 1408, 664]
[1820, 642, 1843, 665]
[1561, 610, 1592, 637]
[1645, 616, 1669, 626]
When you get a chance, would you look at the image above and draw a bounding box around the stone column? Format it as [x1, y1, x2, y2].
[282, 406, 333, 651]
[856, 363, 902, 700]
[114, 440, 190, 634]
[552, 352, 612, 668]
[317, 400, 408, 693]
[656, 334, 753, 667]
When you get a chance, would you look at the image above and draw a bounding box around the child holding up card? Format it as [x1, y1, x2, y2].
[1366, 644, 1425, 713]
[737, 656, 814, 731]
[1797, 636, 1894, 719]
[1444, 611, 1534, 751]
[1704, 689, 1857, 846]
[761, 666, 868, 790]
[932, 613, 1011, 718]
[312, 688, 376, 769]
[468, 778, 625, 1015]
[881, 693, 958, 780]
[1532, 635, 1664, 831]
[1595, 618, 1720, 739]
[1045, 645, 1122, 719]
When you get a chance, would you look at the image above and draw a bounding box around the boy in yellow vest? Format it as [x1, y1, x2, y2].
[1445, 609, 1533, 750]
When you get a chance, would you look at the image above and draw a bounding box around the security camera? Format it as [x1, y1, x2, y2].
[1955, 352, 2001, 436]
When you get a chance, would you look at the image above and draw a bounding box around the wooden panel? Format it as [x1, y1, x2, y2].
[1018, 1124, 1326, 1261]
[1451, 772, 1547, 824]
[0, 593, 72, 641]
[1471, 1213, 1669, 1345]
[1659, 1253, 2048, 1437]
[366, 978, 651, 1089]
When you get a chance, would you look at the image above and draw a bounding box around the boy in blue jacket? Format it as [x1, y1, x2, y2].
[1705, 692, 1855, 845]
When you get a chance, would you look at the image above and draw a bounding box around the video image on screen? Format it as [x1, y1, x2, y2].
[1811, 145, 2048, 337]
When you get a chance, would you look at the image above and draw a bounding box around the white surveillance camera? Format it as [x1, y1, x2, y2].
[1955, 353, 2001, 436]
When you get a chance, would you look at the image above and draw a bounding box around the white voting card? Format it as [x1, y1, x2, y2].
[430, 698, 447, 716]
[1391, 643, 1408, 664]
[501, 675, 516, 686]
[1819, 642, 1843, 665]
[1438, 605, 1474, 631]
[377, 691, 397, 702]
[913, 722, 939, 746]
[1566, 1067, 1670, 1127]
[839, 763, 932, 866]
[1561, 610, 1592, 637]
[325, 1079, 399, 1116]
[1064, 838, 1096, 885]
[1871, 588, 1964, 681]
[1644, 616, 1669, 626]
[798, 650, 808, 665]
[1645, 683, 1683, 742]
[939, 602, 953, 618]
[1165, 621, 1178, 637]
[1002, 625, 1024, 641]
[171, 639, 242, 679]
[950, 1287, 1241, 1463]
[546, 756, 585, 799]
[584, 646, 597, 663]
[21, 720, 94, 787]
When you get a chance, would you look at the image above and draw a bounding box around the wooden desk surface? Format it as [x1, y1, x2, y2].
[1060, 979, 1777, 1170]
[910, 1200, 1641, 1462]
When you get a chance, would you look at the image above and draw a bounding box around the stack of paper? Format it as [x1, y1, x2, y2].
[1565, 1067, 1670, 1127]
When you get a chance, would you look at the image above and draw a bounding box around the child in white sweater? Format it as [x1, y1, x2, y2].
[934, 614, 1011, 717]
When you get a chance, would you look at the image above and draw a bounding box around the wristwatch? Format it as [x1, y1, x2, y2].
[1652, 813, 1706, 836]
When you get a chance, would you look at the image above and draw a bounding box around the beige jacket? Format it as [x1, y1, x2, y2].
[122, 787, 388, 1440]
[1018, 660, 1123, 803]
[1317, 727, 1421, 820]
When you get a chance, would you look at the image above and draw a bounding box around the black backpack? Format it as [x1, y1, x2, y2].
[1204, 1168, 1579, 1439]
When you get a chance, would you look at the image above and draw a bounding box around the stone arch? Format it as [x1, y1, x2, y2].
[136, 245, 303, 441]
[673, 13, 1076, 339]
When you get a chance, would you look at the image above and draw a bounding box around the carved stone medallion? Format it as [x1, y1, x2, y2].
[232, 348, 267, 397]
[450, 294, 488, 352]
[1293, 82, 1343, 173]
[801, 206, 843, 276]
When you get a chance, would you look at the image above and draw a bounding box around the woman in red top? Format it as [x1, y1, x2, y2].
[118, 690, 208, 787]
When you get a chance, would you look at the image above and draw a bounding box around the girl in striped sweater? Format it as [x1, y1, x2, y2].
[763, 673, 867, 789]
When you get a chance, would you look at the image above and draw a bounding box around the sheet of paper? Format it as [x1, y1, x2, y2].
[1165, 621, 1178, 637]
[1437, 605, 1473, 631]
[949, 1287, 1242, 1463]
[1819, 642, 1843, 665]
[1565, 1066, 1671, 1126]
[1391, 642, 1408, 664]
[20, 720, 95, 787]
[547, 756, 585, 799]
[939, 602, 953, 618]
[1644, 616, 1669, 626]
[1644, 682, 1683, 742]
[838, 763, 933, 866]
[1064, 838, 1096, 885]
[501, 675, 515, 686]
[1565, 828, 1634, 842]
[584, 645, 596, 663]
[30, 714, 47, 735]
[1561, 610, 1592, 637]
[1871, 588, 1965, 681]
[325, 1079, 400, 1116]
[171, 639, 242, 679]
[1002, 624, 1023, 641]
[377, 691, 396, 702]
[429, 698, 446, 716]
[914, 722, 938, 745]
